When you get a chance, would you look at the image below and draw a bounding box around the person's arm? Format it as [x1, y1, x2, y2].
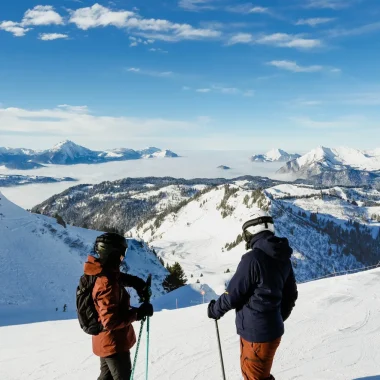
[119, 273, 151, 302]
[94, 277, 137, 330]
[209, 254, 256, 319]
[281, 266, 298, 322]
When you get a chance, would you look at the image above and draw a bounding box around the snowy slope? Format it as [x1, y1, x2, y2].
[1, 268, 380, 379]
[130, 183, 380, 289]
[251, 149, 300, 163]
[0, 192, 167, 324]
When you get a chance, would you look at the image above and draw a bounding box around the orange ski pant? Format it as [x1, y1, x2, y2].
[240, 336, 281, 380]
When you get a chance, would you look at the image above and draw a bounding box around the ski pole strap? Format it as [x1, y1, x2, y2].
[131, 319, 145, 380]
[215, 320, 227, 380]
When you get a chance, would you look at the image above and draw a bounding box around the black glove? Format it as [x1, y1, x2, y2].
[207, 300, 219, 320]
[136, 302, 154, 321]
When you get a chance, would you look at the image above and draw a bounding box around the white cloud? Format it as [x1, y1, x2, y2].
[149, 47, 168, 53]
[0, 21, 30, 37]
[182, 86, 191, 90]
[226, 4, 269, 14]
[214, 86, 239, 94]
[268, 60, 323, 73]
[178, 0, 215, 11]
[306, 0, 353, 9]
[69, 4, 221, 42]
[0, 5, 63, 37]
[227, 33, 253, 45]
[249, 7, 269, 13]
[39, 33, 69, 41]
[298, 100, 323, 106]
[22, 5, 64, 26]
[293, 115, 368, 129]
[257, 33, 322, 49]
[327, 22, 380, 38]
[227, 32, 322, 49]
[69, 4, 135, 29]
[126, 67, 174, 77]
[296, 18, 335, 27]
[195, 85, 254, 96]
[244, 90, 255, 97]
[57, 104, 89, 113]
[0, 105, 199, 143]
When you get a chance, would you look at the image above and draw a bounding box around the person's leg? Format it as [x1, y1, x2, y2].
[97, 357, 113, 380]
[240, 337, 281, 380]
[103, 352, 132, 380]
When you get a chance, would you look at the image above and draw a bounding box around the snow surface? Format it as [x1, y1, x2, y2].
[1, 268, 380, 379]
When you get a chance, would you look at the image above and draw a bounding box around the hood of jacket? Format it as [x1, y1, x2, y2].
[250, 231, 293, 262]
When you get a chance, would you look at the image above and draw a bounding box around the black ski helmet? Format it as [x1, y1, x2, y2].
[94, 232, 128, 265]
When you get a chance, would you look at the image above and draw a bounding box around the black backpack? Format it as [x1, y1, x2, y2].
[76, 274, 104, 335]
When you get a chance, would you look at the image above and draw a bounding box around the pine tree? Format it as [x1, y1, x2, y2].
[159, 257, 165, 267]
[54, 213, 66, 228]
[162, 262, 187, 292]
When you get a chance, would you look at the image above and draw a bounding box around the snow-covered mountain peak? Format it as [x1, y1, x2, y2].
[277, 146, 380, 185]
[251, 149, 300, 163]
[51, 140, 91, 155]
[266, 148, 289, 161]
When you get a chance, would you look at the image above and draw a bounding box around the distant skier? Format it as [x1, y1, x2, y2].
[208, 211, 298, 380]
[63, 304, 67, 312]
[82, 232, 153, 380]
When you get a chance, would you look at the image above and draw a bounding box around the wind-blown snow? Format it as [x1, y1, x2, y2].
[1, 268, 379, 379]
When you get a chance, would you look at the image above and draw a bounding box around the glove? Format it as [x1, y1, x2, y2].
[207, 300, 219, 320]
[136, 302, 154, 321]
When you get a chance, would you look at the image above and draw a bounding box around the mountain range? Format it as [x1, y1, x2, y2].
[0, 140, 179, 170]
[277, 146, 380, 186]
[33, 176, 380, 288]
[251, 149, 301, 163]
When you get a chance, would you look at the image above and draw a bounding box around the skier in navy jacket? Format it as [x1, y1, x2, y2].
[208, 210, 298, 380]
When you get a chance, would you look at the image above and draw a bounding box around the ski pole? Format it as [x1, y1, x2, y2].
[145, 274, 152, 380]
[131, 318, 145, 380]
[146, 316, 150, 380]
[215, 320, 226, 380]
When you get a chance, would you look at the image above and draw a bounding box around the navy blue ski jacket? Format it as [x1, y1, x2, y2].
[209, 231, 298, 343]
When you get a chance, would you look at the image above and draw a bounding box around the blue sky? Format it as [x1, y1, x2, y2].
[0, 0, 379, 152]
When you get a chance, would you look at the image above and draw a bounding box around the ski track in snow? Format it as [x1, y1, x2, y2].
[1, 269, 380, 379]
